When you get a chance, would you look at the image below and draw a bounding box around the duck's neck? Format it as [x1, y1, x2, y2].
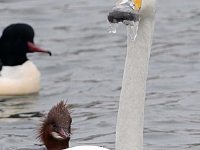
[45, 137, 69, 150]
[116, 0, 157, 150]
[42, 130, 69, 150]
[0, 59, 2, 72]
[1, 54, 28, 66]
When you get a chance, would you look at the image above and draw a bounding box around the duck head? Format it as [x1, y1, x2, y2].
[0, 23, 51, 67]
[38, 101, 72, 150]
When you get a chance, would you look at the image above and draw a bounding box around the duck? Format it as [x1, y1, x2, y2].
[0, 23, 51, 96]
[20, 101, 109, 150]
[37, 101, 72, 150]
[37, 102, 109, 150]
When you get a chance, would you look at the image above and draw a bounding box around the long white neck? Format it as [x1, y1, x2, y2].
[116, 0, 157, 150]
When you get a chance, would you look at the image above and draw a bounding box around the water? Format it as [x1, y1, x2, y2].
[0, 0, 200, 150]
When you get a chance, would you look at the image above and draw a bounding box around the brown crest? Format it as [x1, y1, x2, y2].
[37, 101, 72, 150]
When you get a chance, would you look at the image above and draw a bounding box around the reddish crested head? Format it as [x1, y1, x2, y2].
[37, 101, 72, 150]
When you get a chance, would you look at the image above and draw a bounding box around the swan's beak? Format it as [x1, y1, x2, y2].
[132, 0, 142, 11]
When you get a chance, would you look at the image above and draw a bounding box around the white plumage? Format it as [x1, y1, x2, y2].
[66, 146, 110, 150]
[0, 61, 40, 95]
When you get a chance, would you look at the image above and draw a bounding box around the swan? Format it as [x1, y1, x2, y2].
[67, 0, 157, 149]
[0, 23, 51, 96]
[116, 0, 157, 149]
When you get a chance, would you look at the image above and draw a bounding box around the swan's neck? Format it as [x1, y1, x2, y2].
[116, 0, 157, 150]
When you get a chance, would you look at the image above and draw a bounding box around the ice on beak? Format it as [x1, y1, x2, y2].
[107, 0, 140, 41]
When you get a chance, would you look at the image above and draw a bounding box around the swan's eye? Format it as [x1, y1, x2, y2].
[52, 123, 57, 127]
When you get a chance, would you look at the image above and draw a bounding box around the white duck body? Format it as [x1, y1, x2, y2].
[0, 61, 40, 95]
[66, 146, 109, 150]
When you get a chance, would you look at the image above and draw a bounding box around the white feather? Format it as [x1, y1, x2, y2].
[51, 132, 65, 140]
[0, 61, 40, 95]
[65, 146, 109, 150]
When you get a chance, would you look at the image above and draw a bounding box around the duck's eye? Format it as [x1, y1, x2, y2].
[52, 123, 57, 127]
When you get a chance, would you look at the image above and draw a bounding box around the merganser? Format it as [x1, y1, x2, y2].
[37, 101, 72, 150]
[19, 101, 109, 150]
[0, 23, 51, 95]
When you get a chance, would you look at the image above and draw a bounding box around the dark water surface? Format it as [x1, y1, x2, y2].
[0, 0, 200, 150]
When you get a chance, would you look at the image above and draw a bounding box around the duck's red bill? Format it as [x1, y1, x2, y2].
[59, 128, 70, 141]
[27, 42, 52, 56]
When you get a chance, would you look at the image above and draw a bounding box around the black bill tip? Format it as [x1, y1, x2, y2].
[47, 51, 52, 56]
[66, 136, 70, 141]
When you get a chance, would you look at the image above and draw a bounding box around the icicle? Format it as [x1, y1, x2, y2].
[130, 21, 139, 41]
[109, 23, 119, 34]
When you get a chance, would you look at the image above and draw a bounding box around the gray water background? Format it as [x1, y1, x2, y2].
[0, 0, 200, 149]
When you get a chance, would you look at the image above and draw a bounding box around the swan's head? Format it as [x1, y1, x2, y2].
[37, 101, 72, 150]
[108, 0, 157, 25]
[0, 23, 51, 66]
[107, 0, 142, 24]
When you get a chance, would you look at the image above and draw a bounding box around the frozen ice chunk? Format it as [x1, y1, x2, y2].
[107, 5, 139, 24]
[116, 0, 135, 9]
[107, 1, 140, 41]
